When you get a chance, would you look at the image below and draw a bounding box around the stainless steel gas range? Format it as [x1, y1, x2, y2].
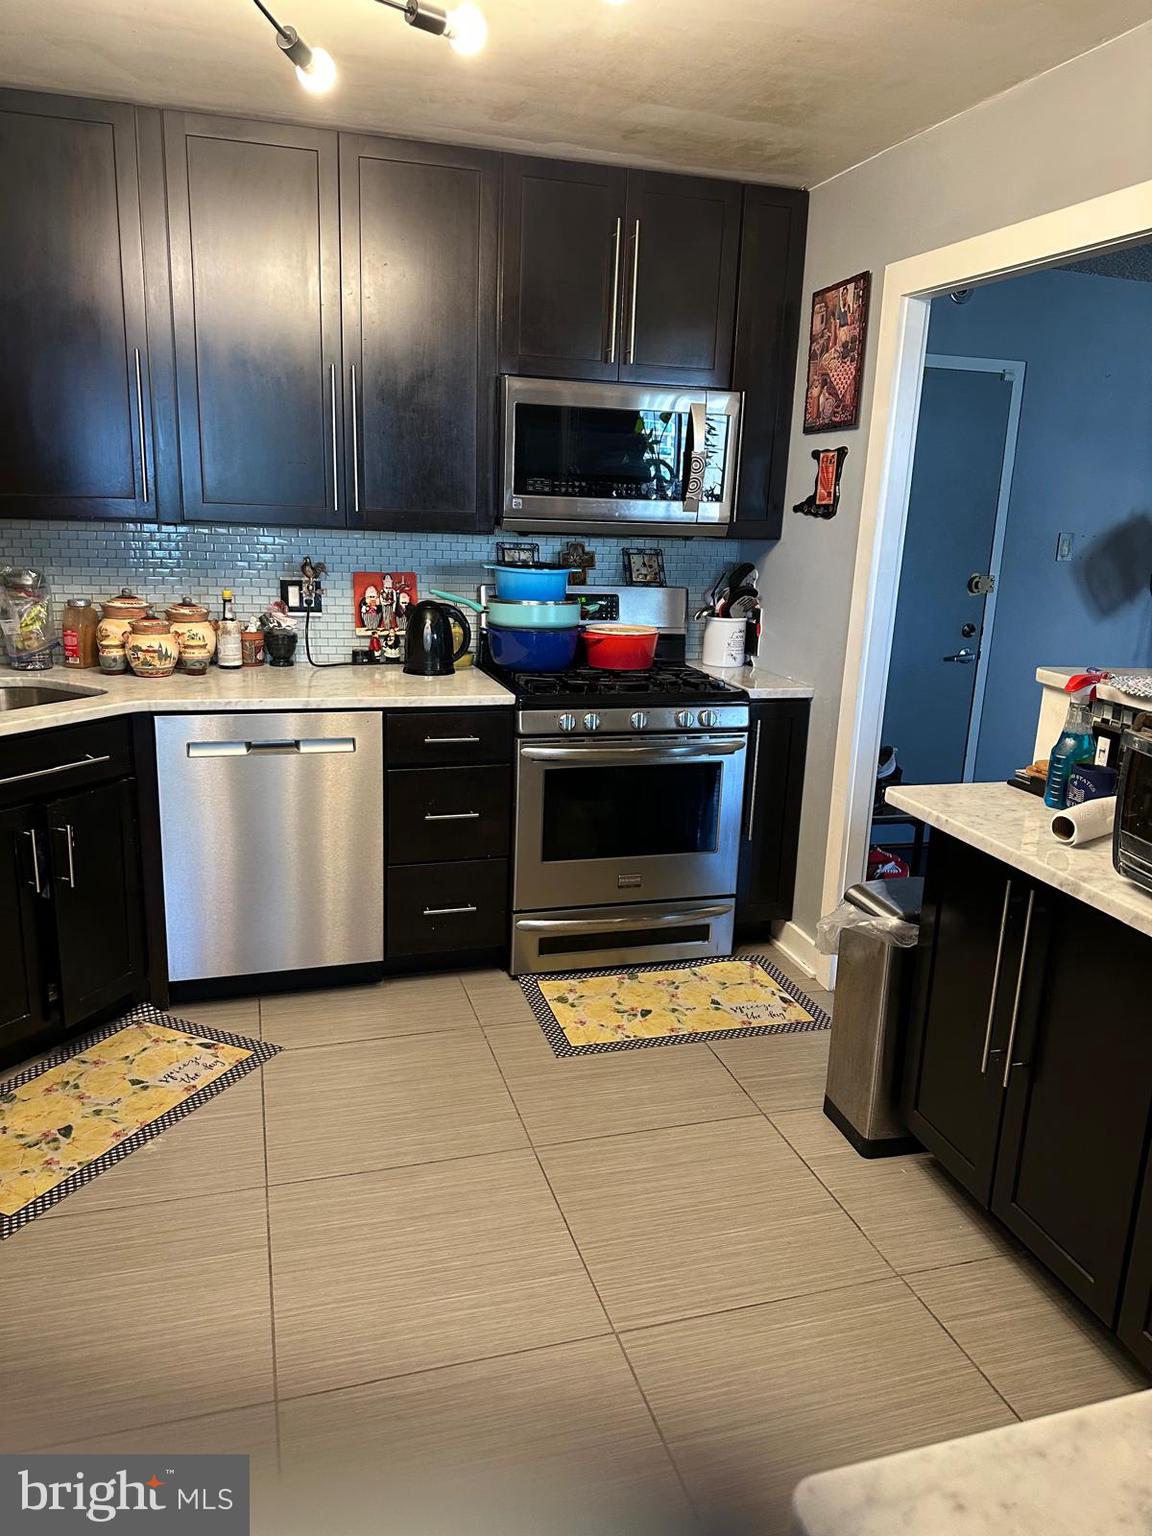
[480, 589, 750, 974]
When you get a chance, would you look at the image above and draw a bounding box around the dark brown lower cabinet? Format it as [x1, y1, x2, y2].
[905, 831, 1152, 1351]
[0, 804, 50, 1057]
[735, 700, 809, 931]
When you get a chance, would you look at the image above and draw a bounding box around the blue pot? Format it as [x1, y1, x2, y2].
[482, 564, 573, 602]
[486, 624, 580, 672]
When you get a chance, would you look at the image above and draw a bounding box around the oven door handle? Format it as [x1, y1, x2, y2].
[517, 905, 732, 934]
[521, 739, 746, 764]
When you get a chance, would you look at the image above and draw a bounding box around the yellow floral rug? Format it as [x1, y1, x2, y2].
[520, 955, 830, 1056]
[0, 1004, 279, 1238]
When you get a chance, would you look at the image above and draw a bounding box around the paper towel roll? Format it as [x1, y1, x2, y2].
[1051, 795, 1116, 846]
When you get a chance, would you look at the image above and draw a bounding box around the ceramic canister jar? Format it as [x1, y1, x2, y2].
[97, 589, 150, 674]
[166, 597, 217, 671]
[124, 615, 180, 679]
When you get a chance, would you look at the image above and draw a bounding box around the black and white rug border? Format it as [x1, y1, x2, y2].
[0, 1002, 280, 1240]
[519, 953, 831, 1058]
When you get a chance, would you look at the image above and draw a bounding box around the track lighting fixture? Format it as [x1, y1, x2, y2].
[375, 0, 489, 55]
[250, 0, 336, 92]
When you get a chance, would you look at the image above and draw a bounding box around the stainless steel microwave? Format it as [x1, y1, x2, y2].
[500, 376, 742, 538]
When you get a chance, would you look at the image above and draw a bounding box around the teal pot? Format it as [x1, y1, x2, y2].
[428, 589, 582, 631]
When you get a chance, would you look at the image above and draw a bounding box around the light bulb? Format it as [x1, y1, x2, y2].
[445, 3, 487, 54]
[295, 46, 336, 92]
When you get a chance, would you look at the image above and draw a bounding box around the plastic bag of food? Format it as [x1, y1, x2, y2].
[0, 566, 56, 670]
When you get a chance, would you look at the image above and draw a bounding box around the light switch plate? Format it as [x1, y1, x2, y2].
[1056, 532, 1075, 562]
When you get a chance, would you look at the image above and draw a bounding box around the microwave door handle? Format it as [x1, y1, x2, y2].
[682, 400, 706, 517]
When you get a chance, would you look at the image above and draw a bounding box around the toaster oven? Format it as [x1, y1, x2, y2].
[1114, 726, 1152, 894]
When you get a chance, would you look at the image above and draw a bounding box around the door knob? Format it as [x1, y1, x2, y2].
[942, 648, 978, 663]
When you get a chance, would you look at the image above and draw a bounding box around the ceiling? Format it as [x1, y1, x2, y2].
[1061, 244, 1152, 282]
[2, 0, 1149, 186]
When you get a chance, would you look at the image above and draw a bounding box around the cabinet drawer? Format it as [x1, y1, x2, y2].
[386, 709, 513, 767]
[387, 859, 508, 958]
[388, 766, 511, 864]
[0, 718, 134, 810]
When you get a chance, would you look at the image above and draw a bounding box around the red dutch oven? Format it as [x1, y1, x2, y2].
[582, 624, 660, 670]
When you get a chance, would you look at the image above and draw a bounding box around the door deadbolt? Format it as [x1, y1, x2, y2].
[961, 623, 977, 638]
[967, 573, 995, 596]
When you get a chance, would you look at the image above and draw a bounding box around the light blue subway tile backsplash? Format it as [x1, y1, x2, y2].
[0, 522, 767, 663]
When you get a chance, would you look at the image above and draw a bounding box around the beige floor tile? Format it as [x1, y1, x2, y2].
[710, 1029, 832, 1114]
[272, 1338, 692, 1535]
[0, 1190, 274, 1449]
[486, 1019, 755, 1146]
[260, 975, 479, 1048]
[539, 1117, 891, 1329]
[909, 1253, 1146, 1419]
[772, 1108, 1014, 1273]
[43, 1073, 266, 1219]
[623, 1278, 1016, 1536]
[459, 968, 537, 1030]
[169, 995, 263, 1038]
[264, 1031, 527, 1183]
[44, 1401, 280, 1479]
[269, 1150, 608, 1398]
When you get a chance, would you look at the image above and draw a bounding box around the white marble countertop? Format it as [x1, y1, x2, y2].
[885, 781, 1152, 940]
[1035, 665, 1152, 708]
[0, 664, 514, 739]
[792, 1389, 1152, 1536]
[696, 662, 815, 699]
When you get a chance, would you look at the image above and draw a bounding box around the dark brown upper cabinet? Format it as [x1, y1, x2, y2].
[0, 92, 155, 521]
[164, 113, 344, 527]
[341, 135, 498, 532]
[500, 158, 741, 388]
[617, 171, 741, 388]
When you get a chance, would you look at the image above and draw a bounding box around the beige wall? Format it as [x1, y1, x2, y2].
[761, 20, 1152, 948]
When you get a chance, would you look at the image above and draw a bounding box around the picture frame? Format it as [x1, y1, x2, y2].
[623, 548, 666, 587]
[495, 541, 540, 568]
[803, 271, 871, 433]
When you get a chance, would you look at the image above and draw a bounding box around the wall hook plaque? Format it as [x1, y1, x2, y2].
[794, 447, 848, 519]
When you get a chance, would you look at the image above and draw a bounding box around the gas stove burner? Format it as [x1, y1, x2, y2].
[506, 664, 746, 701]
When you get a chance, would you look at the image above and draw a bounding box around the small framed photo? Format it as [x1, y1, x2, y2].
[623, 548, 666, 587]
[495, 541, 540, 567]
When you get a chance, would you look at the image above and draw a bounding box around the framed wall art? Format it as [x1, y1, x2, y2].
[803, 271, 871, 433]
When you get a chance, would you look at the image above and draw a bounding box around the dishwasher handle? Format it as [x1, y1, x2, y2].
[186, 738, 357, 758]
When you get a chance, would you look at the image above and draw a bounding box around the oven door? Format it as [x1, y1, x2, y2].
[515, 733, 747, 911]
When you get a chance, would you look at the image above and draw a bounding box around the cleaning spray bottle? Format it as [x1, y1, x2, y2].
[1043, 673, 1101, 810]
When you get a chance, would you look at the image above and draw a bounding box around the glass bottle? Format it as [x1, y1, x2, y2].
[217, 589, 243, 668]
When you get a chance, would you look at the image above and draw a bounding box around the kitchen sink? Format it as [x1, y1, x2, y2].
[0, 683, 106, 711]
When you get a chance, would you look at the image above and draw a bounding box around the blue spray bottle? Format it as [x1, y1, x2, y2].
[1043, 674, 1100, 810]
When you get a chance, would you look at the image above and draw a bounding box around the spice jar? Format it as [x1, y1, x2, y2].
[62, 598, 100, 669]
[98, 590, 150, 674]
[124, 615, 180, 679]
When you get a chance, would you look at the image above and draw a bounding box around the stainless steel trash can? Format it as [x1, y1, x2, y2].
[824, 877, 923, 1158]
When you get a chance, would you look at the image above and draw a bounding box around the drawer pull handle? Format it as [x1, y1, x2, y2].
[423, 735, 481, 745]
[424, 811, 480, 822]
[0, 753, 111, 789]
[423, 904, 478, 917]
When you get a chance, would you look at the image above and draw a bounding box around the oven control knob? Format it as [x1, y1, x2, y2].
[698, 709, 718, 728]
[675, 710, 696, 729]
[558, 713, 578, 733]
[629, 711, 648, 730]
[582, 712, 602, 732]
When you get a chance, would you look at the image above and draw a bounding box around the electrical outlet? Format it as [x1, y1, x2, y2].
[1055, 532, 1075, 563]
[280, 579, 322, 614]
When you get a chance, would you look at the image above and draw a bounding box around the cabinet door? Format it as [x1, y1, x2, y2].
[617, 171, 741, 387]
[500, 156, 628, 381]
[165, 113, 343, 526]
[992, 889, 1152, 1325]
[0, 805, 50, 1059]
[735, 700, 809, 928]
[46, 780, 145, 1029]
[1118, 1157, 1152, 1370]
[904, 834, 1023, 1203]
[730, 187, 808, 538]
[342, 135, 497, 532]
[0, 92, 153, 521]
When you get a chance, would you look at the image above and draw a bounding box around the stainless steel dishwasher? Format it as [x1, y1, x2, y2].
[155, 712, 384, 982]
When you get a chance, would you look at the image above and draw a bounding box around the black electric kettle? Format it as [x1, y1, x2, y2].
[403, 600, 472, 677]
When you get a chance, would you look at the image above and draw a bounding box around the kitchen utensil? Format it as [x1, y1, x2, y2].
[701, 617, 748, 668]
[486, 624, 580, 672]
[483, 564, 575, 603]
[582, 624, 660, 671]
[404, 600, 473, 677]
[429, 589, 583, 630]
[727, 587, 761, 618]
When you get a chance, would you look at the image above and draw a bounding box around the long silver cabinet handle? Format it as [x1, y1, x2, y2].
[424, 904, 477, 917]
[607, 216, 622, 363]
[329, 361, 339, 514]
[134, 348, 149, 504]
[744, 719, 763, 841]
[52, 823, 76, 889]
[424, 811, 480, 821]
[351, 364, 360, 514]
[186, 739, 355, 758]
[424, 735, 481, 745]
[0, 754, 111, 789]
[980, 879, 1013, 1075]
[1002, 888, 1036, 1089]
[518, 905, 731, 934]
[23, 829, 42, 895]
[627, 218, 641, 364]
